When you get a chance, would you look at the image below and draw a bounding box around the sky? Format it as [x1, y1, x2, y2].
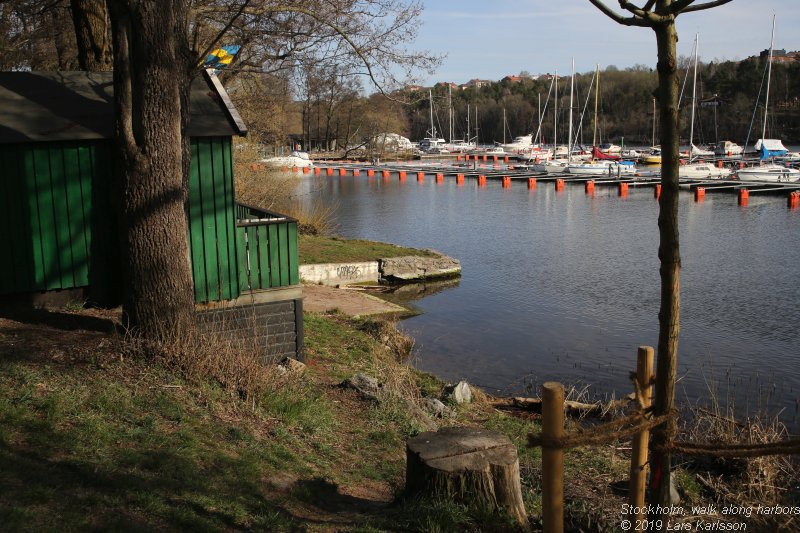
[410, 0, 800, 85]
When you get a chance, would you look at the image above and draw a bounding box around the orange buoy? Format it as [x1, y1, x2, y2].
[654, 183, 661, 199]
[338, 168, 346, 176]
[326, 168, 334, 176]
[618, 182, 629, 196]
[478, 175, 486, 187]
[695, 187, 705, 202]
[456, 173, 465, 185]
[492, 155, 498, 162]
[528, 178, 537, 189]
[502, 176, 511, 188]
[314, 167, 321, 175]
[382, 170, 390, 178]
[303, 167, 310, 174]
[788, 191, 799, 209]
[738, 188, 749, 206]
[483, 155, 488, 162]
[504, 156, 509, 163]
[585, 180, 595, 194]
[367, 169, 375, 177]
[399, 170, 407, 181]
[739, 162, 745, 169]
[353, 169, 360, 176]
[436, 173, 444, 183]
[292, 166, 299, 173]
[457, 155, 462, 161]
[417, 171, 425, 181]
[282, 166, 289, 172]
[555, 178, 565, 191]
[465, 154, 471, 161]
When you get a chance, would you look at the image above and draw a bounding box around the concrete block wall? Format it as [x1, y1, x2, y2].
[197, 299, 303, 363]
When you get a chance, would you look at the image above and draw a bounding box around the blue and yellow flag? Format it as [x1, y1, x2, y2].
[203, 45, 241, 69]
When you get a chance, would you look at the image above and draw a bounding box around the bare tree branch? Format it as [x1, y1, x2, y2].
[675, 0, 735, 14]
[587, 0, 651, 27]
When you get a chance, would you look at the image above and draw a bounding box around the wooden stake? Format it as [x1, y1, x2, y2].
[629, 346, 655, 522]
[542, 382, 565, 533]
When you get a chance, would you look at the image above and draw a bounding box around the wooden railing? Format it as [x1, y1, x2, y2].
[235, 203, 299, 291]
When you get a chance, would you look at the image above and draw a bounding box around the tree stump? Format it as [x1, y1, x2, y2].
[405, 426, 528, 527]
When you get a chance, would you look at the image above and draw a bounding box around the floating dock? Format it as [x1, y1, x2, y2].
[276, 160, 800, 208]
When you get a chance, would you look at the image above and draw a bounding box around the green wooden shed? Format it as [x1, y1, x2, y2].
[0, 70, 303, 361]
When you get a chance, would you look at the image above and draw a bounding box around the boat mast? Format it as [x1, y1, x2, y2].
[429, 89, 436, 139]
[593, 64, 599, 147]
[763, 14, 776, 142]
[568, 58, 574, 164]
[553, 70, 558, 153]
[689, 34, 699, 160]
[503, 108, 507, 145]
[652, 97, 656, 147]
[466, 104, 470, 146]
[448, 85, 453, 146]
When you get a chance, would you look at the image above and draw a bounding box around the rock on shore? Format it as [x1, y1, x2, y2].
[379, 254, 461, 282]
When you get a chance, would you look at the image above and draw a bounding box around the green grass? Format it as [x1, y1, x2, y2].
[299, 235, 439, 265]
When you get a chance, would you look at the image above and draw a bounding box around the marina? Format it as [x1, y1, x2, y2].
[302, 159, 800, 205]
[298, 159, 800, 427]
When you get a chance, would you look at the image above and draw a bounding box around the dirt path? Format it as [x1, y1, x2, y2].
[302, 284, 408, 317]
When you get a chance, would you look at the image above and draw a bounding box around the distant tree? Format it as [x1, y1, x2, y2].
[588, 0, 733, 514]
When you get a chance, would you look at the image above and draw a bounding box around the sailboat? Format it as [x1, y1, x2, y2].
[735, 17, 800, 182]
[568, 65, 636, 176]
[679, 34, 732, 179]
[419, 89, 447, 153]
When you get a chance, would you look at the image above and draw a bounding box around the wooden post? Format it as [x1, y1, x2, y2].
[542, 382, 564, 533]
[629, 346, 655, 524]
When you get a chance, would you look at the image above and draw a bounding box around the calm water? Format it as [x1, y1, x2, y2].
[305, 172, 800, 421]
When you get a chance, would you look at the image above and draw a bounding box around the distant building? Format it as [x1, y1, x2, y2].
[501, 75, 523, 84]
[758, 49, 800, 63]
[405, 84, 424, 92]
[435, 81, 459, 90]
[462, 79, 491, 89]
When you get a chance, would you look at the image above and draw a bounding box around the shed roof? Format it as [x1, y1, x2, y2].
[0, 69, 246, 143]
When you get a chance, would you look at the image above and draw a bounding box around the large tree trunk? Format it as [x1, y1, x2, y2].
[649, 19, 681, 511]
[108, 0, 195, 337]
[70, 0, 112, 70]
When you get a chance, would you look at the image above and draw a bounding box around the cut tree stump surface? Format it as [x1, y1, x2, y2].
[406, 426, 528, 527]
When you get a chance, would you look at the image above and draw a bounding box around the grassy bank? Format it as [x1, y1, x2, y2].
[299, 235, 439, 265]
[1, 309, 795, 532]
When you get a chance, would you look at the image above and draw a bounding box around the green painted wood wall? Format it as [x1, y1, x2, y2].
[1, 136, 299, 304]
[0, 140, 116, 297]
[187, 137, 240, 303]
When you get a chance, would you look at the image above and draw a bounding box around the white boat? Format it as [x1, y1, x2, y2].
[679, 162, 731, 179]
[500, 134, 534, 153]
[754, 138, 789, 158]
[484, 147, 506, 155]
[567, 161, 637, 176]
[690, 144, 714, 157]
[598, 142, 621, 154]
[714, 140, 743, 156]
[261, 151, 313, 168]
[419, 137, 447, 153]
[735, 164, 800, 182]
[531, 158, 570, 173]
